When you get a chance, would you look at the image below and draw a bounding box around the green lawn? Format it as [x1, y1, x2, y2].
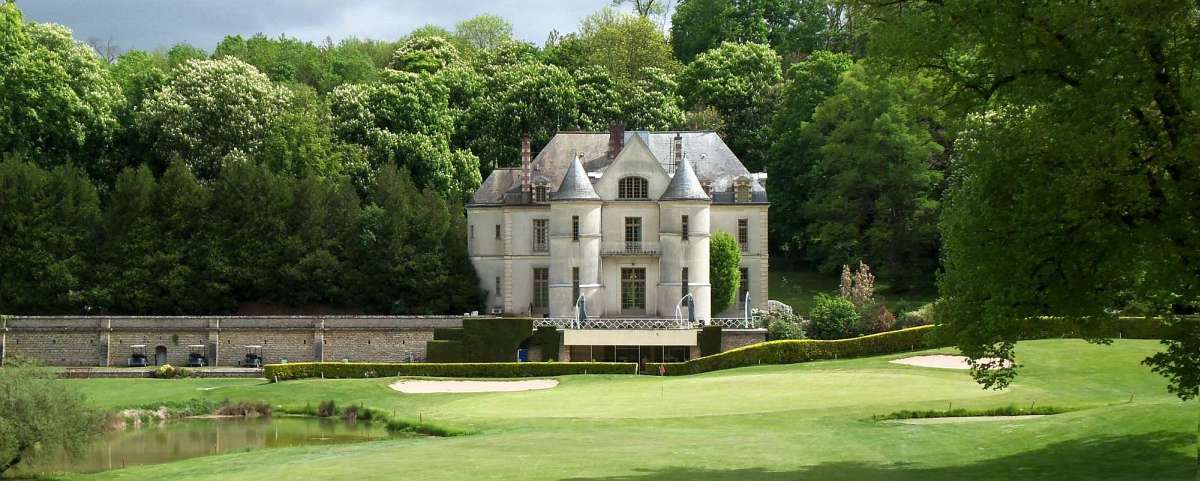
[769, 266, 936, 316]
[54, 339, 1196, 481]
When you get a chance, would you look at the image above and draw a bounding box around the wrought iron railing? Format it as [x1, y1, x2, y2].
[600, 241, 659, 256]
[534, 317, 697, 330]
[708, 317, 761, 329]
[535, 316, 763, 330]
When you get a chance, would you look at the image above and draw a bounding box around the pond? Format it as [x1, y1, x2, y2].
[15, 416, 396, 475]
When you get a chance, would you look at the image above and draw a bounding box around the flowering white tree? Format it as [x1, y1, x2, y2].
[136, 57, 290, 179]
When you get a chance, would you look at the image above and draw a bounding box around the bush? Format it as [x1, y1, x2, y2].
[875, 404, 1069, 421]
[317, 400, 337, 417]
[897, 302, 935, 328]
[861, 306, 897, 334]
[761, 309, 805, 340]
[661, 325, 940, 376]
[215, 400, 271, 417]
[426, 340, 465, 363]
[809, 293, 860, 339]
[264, 361, 638, 381]
[153, 364, 193, 379]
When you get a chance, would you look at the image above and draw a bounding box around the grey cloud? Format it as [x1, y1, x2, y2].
[17, 0, 611, 52]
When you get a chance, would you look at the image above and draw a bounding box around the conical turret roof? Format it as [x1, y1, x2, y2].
[552, 155, 600, 201]
[660, 158, 709, 201]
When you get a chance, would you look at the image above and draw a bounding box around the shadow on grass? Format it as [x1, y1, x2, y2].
[561, 431, 1198, 481]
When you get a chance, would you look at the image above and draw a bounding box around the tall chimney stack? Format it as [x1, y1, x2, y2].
[672, 132, 683, 174]
[607, 122, 625, 160]
[521, 133, 531, 192]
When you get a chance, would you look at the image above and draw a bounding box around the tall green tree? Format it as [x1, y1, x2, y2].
[330, 70, 481, 202]
[454, 14, 513, 52]
[621, 67, 686, 131]
[0, 159, 101, 314]
[95, 165, 158, 313]
[672, 0, 843, 62]
[856, 0, 1200, 399]
[710, 230, 742, 314]
[798, 64, 942, 288]
[149, 161, 228, 313]
[577, 8, 681, 84]
[679, 42, 782, 171]
[135, 56, 291, 179]
[0, 4, 124, 182]
[767, 50, 854, 255]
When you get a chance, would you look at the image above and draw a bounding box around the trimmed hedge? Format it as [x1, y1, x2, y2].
[463, 317, 533, 362]
[425, 340, 464, 363]
[699, 326, 722, 357]
[264, 361, 637, 381]
[531, 326, 561, 361]
[661, 325, 940, 376]
[433, 328, 463, 341]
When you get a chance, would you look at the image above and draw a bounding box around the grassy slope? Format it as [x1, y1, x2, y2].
[769, 267, 936, 316]
[59, 339, 1196, 481]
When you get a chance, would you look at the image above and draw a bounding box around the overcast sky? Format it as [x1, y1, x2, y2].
[18, 0, 615, 52]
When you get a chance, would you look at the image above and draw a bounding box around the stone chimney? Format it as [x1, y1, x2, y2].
[672, 132, 683, 174]
[607, 122, 625, 160]
[521, 133, 532, 192]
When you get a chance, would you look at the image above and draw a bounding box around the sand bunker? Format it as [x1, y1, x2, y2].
[389, 379, 559, 394]
[887, 415, 1046, 425]
[889, 355, 1013, 370]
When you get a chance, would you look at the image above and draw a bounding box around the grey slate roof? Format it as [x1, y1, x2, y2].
[660, 158, 709, 201]
[469, 131, 767, 205]
[553, 155, 600, 201]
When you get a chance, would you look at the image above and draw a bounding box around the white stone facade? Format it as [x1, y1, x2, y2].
[467, 128, 768, 321]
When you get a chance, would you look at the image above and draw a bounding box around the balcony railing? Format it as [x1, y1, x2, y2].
[601, 241, 659, 256]
[534, 316, 762, 330]
[535, 317, 696, 330]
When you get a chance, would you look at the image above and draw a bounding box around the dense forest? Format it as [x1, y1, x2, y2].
[0, 0, 1196, 396]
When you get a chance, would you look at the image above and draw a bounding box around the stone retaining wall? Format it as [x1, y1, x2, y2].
[0, 316, 461, 367]
[721, 329, 769, 352]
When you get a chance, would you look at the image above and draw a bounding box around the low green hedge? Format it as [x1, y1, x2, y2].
[264, 361, 637, 381]
[660, 325, 940, 376]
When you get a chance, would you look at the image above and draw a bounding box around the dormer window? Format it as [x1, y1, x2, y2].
[618, 176, 648, 199]
[701, 180, 713, 196]
[735, 177, 752, 203]
[533, 182, 549, 203]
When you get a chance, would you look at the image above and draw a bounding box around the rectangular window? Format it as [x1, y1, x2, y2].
[572, 267, 580, 304]
[620, 268, 646, 313]
[532, 268, 549, 312]
[738, 219, 749, 252]
[624, 217, 642, 251]
[469, 224, 475, 240]
[681, 215, 689, 241]
[495, 224, 501, 240]
[739, 267, 750, 305]
[572, 215, 580, 241]
[682, 267, 689, 298]
[533, 219, 549, 252]
[495, 276, 502, 298]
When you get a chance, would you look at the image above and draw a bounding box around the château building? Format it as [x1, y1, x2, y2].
[466, 125, 769, 361]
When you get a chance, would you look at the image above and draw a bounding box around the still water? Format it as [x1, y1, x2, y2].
[16, 416, 394, 475]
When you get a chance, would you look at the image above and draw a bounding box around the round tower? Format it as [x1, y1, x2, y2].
[657, 157, 712, 321]
[549, 155, 603, 319]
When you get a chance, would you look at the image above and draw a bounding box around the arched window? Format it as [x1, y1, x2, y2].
[618, 176, 648, 199]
